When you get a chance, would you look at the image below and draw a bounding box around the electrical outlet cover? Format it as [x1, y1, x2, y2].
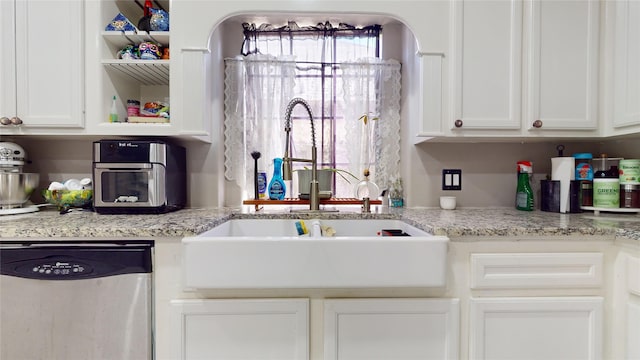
[442, 169, 462, 191]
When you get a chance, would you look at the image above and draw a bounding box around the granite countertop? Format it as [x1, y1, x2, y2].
[1, 206, 639, 242]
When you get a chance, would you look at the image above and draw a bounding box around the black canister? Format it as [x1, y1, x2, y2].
[541, 180, 561, 212]
[568, 180, 583, 213]
[540, 180, 583, 213]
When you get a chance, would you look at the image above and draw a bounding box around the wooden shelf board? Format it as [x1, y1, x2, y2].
[243, 198, 382, 205]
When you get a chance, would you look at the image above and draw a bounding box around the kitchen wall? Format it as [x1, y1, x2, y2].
[8, 5, 639, 209]
[10, 136, 639, 208]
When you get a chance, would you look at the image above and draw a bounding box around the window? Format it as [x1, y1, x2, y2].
[224, 22, 401, 200]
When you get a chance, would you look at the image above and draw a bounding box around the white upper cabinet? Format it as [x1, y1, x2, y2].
[0, 0, 84, 133]
[450, 0, 523, 132]
[611, 0, 640, 133]
[525, 0, 600, 133]
[446, 0, 600, 138]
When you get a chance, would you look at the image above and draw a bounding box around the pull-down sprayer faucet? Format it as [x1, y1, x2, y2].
[282, 98, 320, 211]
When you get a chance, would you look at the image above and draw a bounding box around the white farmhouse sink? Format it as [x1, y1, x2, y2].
[182, 219, 448, 289]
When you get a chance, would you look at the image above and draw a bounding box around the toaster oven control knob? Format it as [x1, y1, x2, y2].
[10, 117, 23, 125]
[0, 117, 10, 125]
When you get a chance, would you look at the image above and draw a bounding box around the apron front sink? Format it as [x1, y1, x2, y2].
[182, 219, 448, 289]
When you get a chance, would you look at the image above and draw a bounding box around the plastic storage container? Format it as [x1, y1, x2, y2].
[620, 184, 640, 208]
[573, 153, 594, 207]
[573, 153, 593, 181]
[593, 159, 620, 208]
[619, 159, 640, 185]
[580, 181, 593, 207]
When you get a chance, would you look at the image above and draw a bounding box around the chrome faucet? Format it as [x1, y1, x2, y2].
[282, 98, 320, 211]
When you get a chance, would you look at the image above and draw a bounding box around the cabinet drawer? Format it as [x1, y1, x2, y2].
[470, 252, 603, 289]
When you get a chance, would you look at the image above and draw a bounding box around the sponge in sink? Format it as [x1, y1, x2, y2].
[295, 220, 308, 235]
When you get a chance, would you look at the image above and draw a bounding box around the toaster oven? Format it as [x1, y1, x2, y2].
[92, 140, 186, 214]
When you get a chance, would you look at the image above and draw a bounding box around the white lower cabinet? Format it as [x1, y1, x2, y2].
[628, 296, 640, 359]
[323, 298, 460, 360]
[168, 297, 459, 360]
[170, 299, 309, 360]
[469, 297, 603, 360]
[622, 254, 640, 359]
[468, 251, 604, 360]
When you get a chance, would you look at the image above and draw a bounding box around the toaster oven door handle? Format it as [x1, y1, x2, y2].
[94, 163, 153, 169]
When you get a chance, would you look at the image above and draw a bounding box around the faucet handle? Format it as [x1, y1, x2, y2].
[362, 197, 371, 213]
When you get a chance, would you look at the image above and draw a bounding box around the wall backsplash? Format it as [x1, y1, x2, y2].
[9, 137, 639, 209]
[404, 140, 637, 208]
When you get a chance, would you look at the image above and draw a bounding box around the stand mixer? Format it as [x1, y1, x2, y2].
[0, 142, 40, 215]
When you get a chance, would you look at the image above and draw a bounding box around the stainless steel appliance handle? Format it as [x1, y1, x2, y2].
[94, 163, 152, 169]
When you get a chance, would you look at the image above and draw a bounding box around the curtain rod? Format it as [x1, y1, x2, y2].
[242, 22, 382, 35]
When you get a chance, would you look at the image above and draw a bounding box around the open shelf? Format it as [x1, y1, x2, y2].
[102, 60, 169, 85]
[102, 30, 170, 47]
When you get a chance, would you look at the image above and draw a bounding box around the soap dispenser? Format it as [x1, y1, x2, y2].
[268, 158, 286, 200]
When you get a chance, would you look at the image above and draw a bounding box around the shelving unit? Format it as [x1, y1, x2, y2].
[101, 30, 170, 85]
[100, 26, 170, 129]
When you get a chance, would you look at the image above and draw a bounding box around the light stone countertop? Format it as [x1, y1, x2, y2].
[1, 206, 639, 242]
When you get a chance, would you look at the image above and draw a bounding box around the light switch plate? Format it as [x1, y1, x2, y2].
[442, 169, 462, 191]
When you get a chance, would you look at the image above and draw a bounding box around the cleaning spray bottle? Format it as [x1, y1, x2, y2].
[268, 157, 286, 200]
[516, 161, 534, 211]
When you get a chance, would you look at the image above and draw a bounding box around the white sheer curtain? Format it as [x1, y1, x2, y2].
[340, 58, 402, 190]
[223, 23, 402, 200]
[224, 54, 296, 197]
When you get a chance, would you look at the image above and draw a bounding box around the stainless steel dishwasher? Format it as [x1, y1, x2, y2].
[0, 240, 153, 360]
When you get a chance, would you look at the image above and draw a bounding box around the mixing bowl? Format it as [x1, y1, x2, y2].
[43, 189, 93, 210]
[0, 172, 40, 208]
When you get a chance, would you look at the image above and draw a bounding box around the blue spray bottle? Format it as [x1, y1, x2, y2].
[268, 157, 286, 200]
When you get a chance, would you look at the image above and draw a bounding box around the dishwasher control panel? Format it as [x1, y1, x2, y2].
[0, 241, 153, 280]
[28, 261, 91, 277]
[12, 259, 93, 280]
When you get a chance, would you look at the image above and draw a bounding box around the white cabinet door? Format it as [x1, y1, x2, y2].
[0, 0, 17, 122]
[626, 256, 640, 359]
[450, 0, 522, 131]
[612, 0, 640, 132]
[628, 296, 640, 359]
[170, 299, 309, 360]
[324, 298, 459, 360]
[1, 0, 84, 132]
[525, 0, 599, 132]
[469, 297, 603, 360]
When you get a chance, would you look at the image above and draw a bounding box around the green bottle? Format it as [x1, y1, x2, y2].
[268, 158, 286, 200]
[516, 161, 534, 211]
